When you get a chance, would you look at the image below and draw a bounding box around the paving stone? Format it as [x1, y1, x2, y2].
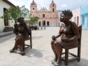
[0, 27, 88, 66]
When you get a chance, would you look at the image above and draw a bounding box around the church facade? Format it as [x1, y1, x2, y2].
[30, 0, 59, 27]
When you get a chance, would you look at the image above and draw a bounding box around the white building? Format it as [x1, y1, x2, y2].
[0, 0, 15, 32]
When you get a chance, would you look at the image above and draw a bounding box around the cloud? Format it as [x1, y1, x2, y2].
[8, 0, 24, 7]
[61, 4, 67, 7]
[25, 0, 32, 10]
[25, 0, 51, 10]
[8, 0, 88, 10]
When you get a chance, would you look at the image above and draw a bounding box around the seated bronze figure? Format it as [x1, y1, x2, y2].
[10, 17, 30, 55]
[51, 10, 80, 66]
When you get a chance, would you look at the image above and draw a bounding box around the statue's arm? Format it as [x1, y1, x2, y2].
[52, 24, 64, 40]
[55, 24, 65, 38]
[13, 24, 18, 35]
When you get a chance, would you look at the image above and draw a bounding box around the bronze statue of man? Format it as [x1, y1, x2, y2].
[10, 17, 30, 55]
[51, 10, 80, 66]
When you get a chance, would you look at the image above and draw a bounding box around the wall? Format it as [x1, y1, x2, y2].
[80, 5, 88, 29]
[0, 0, 15, 32]
[71, 7, 80, 26]
[80, 5, 88, 15]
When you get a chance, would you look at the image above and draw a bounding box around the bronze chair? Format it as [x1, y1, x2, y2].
[25, 27, 32, 49]
[61, 25, 82, 66]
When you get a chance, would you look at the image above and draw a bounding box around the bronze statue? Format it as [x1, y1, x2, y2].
[10, 17, 30, 55]
[51, 10, 80, 66]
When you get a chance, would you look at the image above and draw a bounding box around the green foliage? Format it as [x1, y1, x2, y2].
[0, 5, 29, 21]
[19, 5, 29, 18]
[29, 14, 39, 25]
[9, 6, 20, 20]
[0, 9, 12, 20]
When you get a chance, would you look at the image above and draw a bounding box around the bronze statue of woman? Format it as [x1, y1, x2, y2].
[51, 10, 80, 66]
[10, 17, 30, 55]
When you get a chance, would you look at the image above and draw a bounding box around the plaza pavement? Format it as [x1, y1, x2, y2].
[0, 27, 88, 66]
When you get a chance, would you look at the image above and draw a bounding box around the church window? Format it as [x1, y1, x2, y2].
[43, 14, 45, 17]
[33, 8, 34, 10]
[53, 8, 54, 12]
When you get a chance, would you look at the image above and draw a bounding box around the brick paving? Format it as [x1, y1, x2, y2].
[0, 27, 88, 66]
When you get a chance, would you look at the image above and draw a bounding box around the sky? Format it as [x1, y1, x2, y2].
[8, 0, 88, 11]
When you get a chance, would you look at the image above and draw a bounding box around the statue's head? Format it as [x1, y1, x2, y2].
[17, 17, 24, 23]
[60, 10, 73, 22]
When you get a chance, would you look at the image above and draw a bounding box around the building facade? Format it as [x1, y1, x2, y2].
[80, 5, 88, 29]
[71, 8, 80, 26]
[0, 0, 15, 32]
[30, 0, 59, 27]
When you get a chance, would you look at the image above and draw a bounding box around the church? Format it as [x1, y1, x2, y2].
[30, 0, 59, 27]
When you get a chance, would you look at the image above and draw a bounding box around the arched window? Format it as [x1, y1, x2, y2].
[47, 21, 49, 26]
[33, 8, 35, 12]
[39, 21, 41, 26]
[33, 8, 35, 10]
[43, 14, 45, 17]
[53, 8, 54, 12]
[43, 21, 46, 26]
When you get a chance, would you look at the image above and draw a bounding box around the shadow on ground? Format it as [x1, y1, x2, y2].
[59, 58, 88, 66]
[25, 48, 43, 58]
[0, 34, 15, 43]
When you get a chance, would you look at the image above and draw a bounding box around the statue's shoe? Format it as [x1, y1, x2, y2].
[9, 50, 15, 53]
[51, 58, 57, 64]
[20, 52, 25, 56]
[53, 62, 60, 66]
[51, 60, 56, 64]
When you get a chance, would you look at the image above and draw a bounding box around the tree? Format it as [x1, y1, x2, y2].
[1, 10, 11, 20]
[29, 14, 39, 25]
[19, 5, 29, 18]
[1, 5, 29, 23]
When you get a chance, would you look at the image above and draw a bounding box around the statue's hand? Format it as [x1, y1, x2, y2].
[52, 36, 56, 41]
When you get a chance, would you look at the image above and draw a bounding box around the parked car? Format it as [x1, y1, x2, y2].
[31, 26, 39, 30]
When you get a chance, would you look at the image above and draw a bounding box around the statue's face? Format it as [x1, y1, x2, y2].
[17, 22, 20, 25]
[60, 13, 71, 22]
[17, 18, 24, 23]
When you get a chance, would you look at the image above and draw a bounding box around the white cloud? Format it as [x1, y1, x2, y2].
[8, 0, 88, 10]
[25, 0, 32, 10]
[61, 4, 67, 7]
[8, 0, 24, 7]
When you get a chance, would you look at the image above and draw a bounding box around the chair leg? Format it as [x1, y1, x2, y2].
[77, 47, 81, 62]
[30, 34, 32, 49]
[65, 49, 68, 66]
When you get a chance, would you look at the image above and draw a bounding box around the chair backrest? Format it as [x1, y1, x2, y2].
[78, 25, 82, 45]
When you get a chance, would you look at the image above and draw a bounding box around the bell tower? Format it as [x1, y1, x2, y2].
[49, 0, 56, 12]
[30, 0, 37, 13]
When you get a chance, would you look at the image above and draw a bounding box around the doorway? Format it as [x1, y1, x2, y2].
[43, 20, 46, 26]
[39, 21, 41, 26]
[47, 21, 49, 26]
[3, 8, 9, 26]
